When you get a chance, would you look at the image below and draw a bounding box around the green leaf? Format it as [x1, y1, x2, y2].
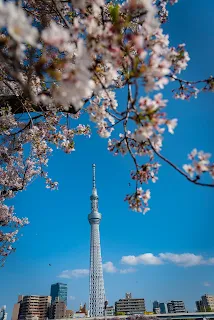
[109, 4, 120, 23]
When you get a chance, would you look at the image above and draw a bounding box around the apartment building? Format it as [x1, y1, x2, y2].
[12, 295, 51, 320]
[115, 293, 145, 315]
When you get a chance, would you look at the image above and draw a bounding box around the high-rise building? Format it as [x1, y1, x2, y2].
[49, 299, 66, 319]
[88, 164, 105, 317]
[153, 301, 160, 314]
[196, 294, 214, 312]
[167, 300, 186, 313]
[159, 303, 168, 314]
[50, 283, 67, 305]
[153, 301, 159, 309]
[12, 296, 23, 320]
[115, 293, 146, 315]
[12, 295, 51, 320]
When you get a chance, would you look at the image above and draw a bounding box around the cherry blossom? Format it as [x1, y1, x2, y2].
[183, 150, 213, 184]
[0, 1, 38, 46]
[0, 0, 213, 263]
[166, 119, 178, 134]
[125, 187, 151, 213]
[183, 165, 194, 179]
[155, 0, 179, 23]
[41, 21, 70, 51]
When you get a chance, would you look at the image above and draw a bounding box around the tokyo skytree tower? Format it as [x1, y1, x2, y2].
[88, 164, 105, 317]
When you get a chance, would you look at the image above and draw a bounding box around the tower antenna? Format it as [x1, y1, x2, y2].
[92, 164, 96, 188]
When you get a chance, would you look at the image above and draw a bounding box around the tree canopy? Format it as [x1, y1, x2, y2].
[0, 0, 213, 264]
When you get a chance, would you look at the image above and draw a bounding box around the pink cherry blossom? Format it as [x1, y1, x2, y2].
[0, 0, 213, 263]
[183, 149, 213, 183]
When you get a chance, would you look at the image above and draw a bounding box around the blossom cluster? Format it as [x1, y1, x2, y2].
[125, 188, 151, 214]
[0, 0, 38, 46]
[183, 149, 214, 181]
[0, 204, 28, 264]
[154, 0, 178, 23]
[107, 91, 178, 212]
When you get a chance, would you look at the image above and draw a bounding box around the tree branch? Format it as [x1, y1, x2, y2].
[0, 95, 79, 115]
[149, 140, 214, 187]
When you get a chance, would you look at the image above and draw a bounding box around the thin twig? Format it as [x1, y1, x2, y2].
[51, 0, 70, 29]
[149, 140, 214, 188]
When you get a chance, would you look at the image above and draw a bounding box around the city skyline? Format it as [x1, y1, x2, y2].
[9, 290, 214, 318]
[0, 0, 214, 318]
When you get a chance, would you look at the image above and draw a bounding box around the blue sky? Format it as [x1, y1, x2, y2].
[1, 0, 214, 317]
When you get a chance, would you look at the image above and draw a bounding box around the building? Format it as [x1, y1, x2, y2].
[12, 296, 23, 320]
[49, 299, 66, 319]
[196, 294, 214, 312]
[154, 308, 160, 314]
[105, 306, 114, 316]
[88, 164, 105, 317]
[159, 303, 168, 314]
[76, 303, 87, 316]
[12, 295, 51, 320]
[65, 310, 73, 318]
[0, 306, 7, 320]
[12, 304, 20, 320]
[72, 314, 85, 319]
[115, 293, 146, 315]
[72, 304, 88, 320]
[50, 283, 67, 306]
[153, 301, 159, 310]
[202, 295, 214, 311]
[153, 301, 160, 314]
[196, 300, 203, 312]
[167, 300, 186, 313]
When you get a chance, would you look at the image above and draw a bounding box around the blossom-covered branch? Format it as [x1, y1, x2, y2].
[170, 75, 214, 100]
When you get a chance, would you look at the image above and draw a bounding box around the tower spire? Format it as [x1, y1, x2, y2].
[91, 164, 98, 206]
[92, 164, 96, 189]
